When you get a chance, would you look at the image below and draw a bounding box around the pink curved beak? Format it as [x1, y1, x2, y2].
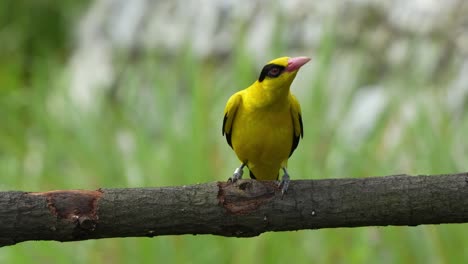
[286, 56, 311, 72]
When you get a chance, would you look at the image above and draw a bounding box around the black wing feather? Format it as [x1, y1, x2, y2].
[289, 114, 303, 157]
[222, 114, 233, 148]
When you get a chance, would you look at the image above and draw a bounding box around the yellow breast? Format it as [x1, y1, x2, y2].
[230, 92, 293, 180]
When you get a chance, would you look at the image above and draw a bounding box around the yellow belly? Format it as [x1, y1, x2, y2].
[231, 105, 293, 180]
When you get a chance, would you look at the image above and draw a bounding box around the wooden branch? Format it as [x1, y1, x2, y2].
[2, 172, 468, 247]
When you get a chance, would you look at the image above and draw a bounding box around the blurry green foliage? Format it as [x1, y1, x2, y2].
[0, 0, 89, 89]
[1, 1, 468, 264]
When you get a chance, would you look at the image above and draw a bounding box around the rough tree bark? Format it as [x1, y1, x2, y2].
[2, 172, 468, 247]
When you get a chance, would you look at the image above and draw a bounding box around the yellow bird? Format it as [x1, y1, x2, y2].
[222, 56, 310, 194]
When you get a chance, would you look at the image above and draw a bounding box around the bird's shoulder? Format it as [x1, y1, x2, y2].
[289, 94, 302, 113]
[224, 91, 244, 114]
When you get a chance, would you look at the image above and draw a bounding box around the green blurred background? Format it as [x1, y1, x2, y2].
[1, 0, 468, 263]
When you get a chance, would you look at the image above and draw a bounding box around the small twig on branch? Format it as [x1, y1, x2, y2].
[1, 172, 468, 247]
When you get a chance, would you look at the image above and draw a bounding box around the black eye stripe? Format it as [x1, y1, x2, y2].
[258, 64, 285, 82]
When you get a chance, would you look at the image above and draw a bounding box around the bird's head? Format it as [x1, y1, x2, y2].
[256, 56, 311, 98]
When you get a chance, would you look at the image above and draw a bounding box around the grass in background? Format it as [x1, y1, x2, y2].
[1, 14, 468, 264]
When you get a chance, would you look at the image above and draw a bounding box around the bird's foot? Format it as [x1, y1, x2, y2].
[228, 164, 245, 183]
[278, 169, 290, 198]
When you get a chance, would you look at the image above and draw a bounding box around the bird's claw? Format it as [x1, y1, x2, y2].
[278, 173, 290, 198]
[228, 167, 244, 183]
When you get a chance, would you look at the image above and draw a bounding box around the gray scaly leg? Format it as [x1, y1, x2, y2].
[228, 163, 245, 183]
[278, 167, 291, 197]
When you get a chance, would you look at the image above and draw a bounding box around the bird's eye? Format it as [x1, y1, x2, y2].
[258, 64, 285, 82]
[268, 67, 282, 77]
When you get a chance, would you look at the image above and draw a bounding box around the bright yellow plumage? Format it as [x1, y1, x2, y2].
[222, 56, 309, 194]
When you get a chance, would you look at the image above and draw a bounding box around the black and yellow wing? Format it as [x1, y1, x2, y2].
[289, 94, 303, 157]
[222, 93, 242, 148]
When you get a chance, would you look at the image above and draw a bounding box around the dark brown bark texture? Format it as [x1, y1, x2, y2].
[2, 172, 468, 247]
